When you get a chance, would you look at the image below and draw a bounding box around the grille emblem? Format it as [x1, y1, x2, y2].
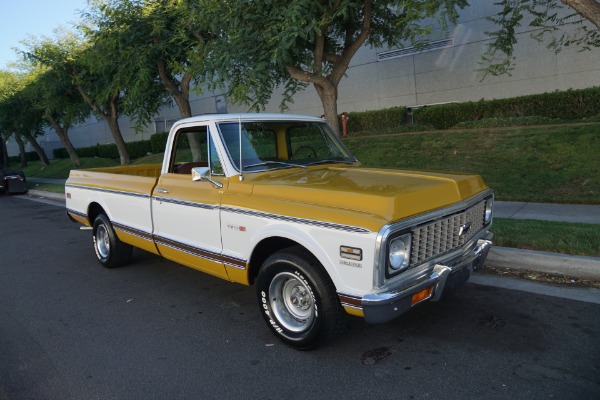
[459, 222, 472, 237]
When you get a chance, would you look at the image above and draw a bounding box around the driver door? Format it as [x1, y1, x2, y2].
[151, 125, 228, 279]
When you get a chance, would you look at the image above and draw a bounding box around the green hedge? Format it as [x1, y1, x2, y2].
[150, 132, 169, 153]
[339, 87, 600, 132]
[8, 150, 39, 163]
[343, 106, 406, 132]
[413, 87, 600, 129]
[53, 132, 166, 160]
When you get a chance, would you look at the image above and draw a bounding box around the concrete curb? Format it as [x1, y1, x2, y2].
[26, 190, 65, 203]
[487, 246, 600, 281]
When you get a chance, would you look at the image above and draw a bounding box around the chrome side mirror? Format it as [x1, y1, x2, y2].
[191, 167, 223, 189]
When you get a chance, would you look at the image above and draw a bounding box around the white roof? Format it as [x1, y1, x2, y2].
[174, 113, 324, 127]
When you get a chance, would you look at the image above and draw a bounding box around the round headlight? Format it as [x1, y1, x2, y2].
[389, 235, 411, 271]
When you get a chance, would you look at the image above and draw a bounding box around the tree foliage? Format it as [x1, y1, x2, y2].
[204, 0, 468, 134]
[0, 69, 49, 167]
[85, 0, 214, 160]
[481, 0, 600, 77]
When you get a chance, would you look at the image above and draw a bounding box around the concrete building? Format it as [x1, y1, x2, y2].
[8, 2, 600, 158]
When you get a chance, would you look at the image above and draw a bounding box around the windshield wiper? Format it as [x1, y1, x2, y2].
[244, 161, 307, 170]
[306, 159, 354, 166]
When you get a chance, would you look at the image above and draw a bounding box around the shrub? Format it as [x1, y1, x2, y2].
[150, 132, 169, 153]
[8, 150, 39, 164]
[343, 107, 406, 132]
[414, 87, 600, 129]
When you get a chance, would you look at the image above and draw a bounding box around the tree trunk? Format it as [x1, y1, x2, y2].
[168, 77, 203, 161]
[47, 116, 80, 167]
[562, 0, 600, 29]
[106, 116, 130, 165]
[315, 83, 340, 136]
[74, 83, 130, 165]
[0, 135, 8, 168]
[15, 136, 28, 167]
[23, 133, 50, 167]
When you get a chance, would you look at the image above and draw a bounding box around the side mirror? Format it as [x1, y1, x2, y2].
[191, 167, 223, 189]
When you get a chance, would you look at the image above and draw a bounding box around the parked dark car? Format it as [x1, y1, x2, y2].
[0, 169, 28, 195]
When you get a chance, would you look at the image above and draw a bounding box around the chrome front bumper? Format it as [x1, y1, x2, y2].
[361, 234, 493, 324]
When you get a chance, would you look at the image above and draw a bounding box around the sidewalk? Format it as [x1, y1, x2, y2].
[20, 188, 600, 281]
[495, 201, 600, 224]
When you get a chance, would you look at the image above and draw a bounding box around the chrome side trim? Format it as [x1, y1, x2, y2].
[221, 207, 371, 234]
[66, 208, 88, 220]
[112, 222, 154, 242]
[154, 234, 246, 269]
[152, 197, 217, 210]
[65, 184, 150, 199]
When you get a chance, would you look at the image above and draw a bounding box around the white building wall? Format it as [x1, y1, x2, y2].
[8, 3, 600, 157]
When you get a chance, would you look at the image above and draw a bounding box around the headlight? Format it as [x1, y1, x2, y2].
[388, 233, 411, 274]
[484, 197, 494, 225]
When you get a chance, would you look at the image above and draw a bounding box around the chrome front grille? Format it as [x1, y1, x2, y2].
[410, 200, 486, 266]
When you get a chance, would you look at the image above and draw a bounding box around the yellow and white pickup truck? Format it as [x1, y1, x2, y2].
[66, 113, 493, 349]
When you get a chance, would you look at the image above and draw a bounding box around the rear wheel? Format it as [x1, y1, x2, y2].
[92, 214, 133, 268]
[256, 246, 347, 350]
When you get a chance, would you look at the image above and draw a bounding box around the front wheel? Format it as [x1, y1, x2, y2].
[92, 214, 133, 268]
[256, 247, 347, 350]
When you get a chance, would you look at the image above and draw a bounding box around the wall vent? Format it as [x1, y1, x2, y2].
[377, 38, 454, 61]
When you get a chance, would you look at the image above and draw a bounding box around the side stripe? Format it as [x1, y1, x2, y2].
[338, 293, 363, 310]
[66, 184, 150, 199]
[152, 197, 216, 210]
[112, 222, 154, 242]
[154, 235, 246, 269]
[221, 207, 371, 234]
[67, 184, 371, 234]
[67, 208, 88, 220]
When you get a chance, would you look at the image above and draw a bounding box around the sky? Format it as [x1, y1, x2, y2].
[0, 0, 89, 68]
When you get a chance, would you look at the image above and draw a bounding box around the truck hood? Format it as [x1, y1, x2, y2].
[247, 166, 488, 223]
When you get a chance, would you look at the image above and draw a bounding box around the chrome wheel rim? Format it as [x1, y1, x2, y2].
[268, 272, 315, 332]
[95, 224, 110, 259]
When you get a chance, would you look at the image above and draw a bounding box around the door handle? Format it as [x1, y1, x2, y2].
[156, 187, 169, 194]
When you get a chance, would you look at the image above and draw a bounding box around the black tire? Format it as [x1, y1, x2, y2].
[256, 246, 347, 350]
[92, 214, 133, 268]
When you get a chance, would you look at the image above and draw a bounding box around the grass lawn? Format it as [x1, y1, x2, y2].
[344, 123, 600, 204]
[19, 157, 118, 179]
[492, 218, 600, 257]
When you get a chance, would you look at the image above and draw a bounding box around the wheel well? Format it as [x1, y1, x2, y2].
[247, 237, 308, 285]
[87, 202, 106, 225]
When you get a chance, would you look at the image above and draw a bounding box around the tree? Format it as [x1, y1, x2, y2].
[204, 0, 467, 135]
[84, 0, 212, 161]
[481, 0, 600, 77]
[20, 64, 90, 167]
[0, 69, 50, 168]
[27, 29, 162, 166]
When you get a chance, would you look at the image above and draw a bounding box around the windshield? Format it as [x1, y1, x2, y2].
[217, 120, 356, 172]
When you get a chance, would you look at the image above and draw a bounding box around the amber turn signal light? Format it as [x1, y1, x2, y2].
[411, 287, 433, 306]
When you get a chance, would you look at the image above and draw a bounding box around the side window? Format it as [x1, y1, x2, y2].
[209, 135, 224, 175]
[169, 127, 209, 174]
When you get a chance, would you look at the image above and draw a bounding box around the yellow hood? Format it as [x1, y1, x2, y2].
[246, 166, 488, 223]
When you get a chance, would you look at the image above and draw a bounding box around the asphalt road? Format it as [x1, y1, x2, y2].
[1, 195, 599, 400]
